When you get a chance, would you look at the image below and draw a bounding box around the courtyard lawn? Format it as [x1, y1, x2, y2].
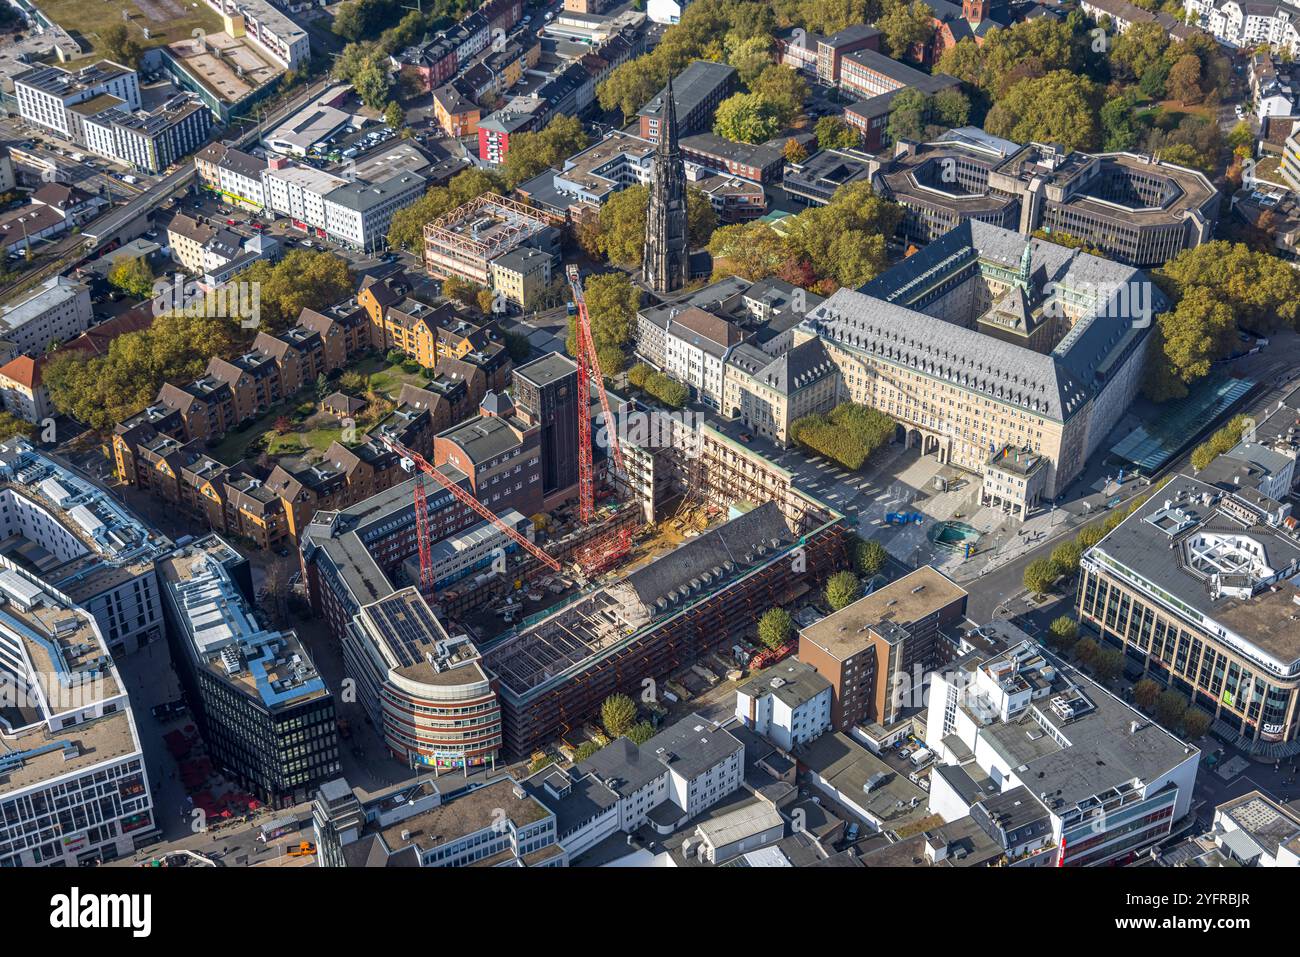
[351, 355, 433, 400]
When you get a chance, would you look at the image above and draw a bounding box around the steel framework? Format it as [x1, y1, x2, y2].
[567, 265, 634, 573]
[381, 435, 562, 575]
[412, 478, 435, 593]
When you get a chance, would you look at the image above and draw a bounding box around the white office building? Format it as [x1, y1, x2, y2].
[14, 61, 140, 140]
[263, 162, 348, 236]
[0, 277, 93, 359]
[735, 659, 832, 751]
[924, 628, 1199, 866]
[0, 580, 155, 866]
[324, 171, 427, 253]
[0, 438, 169, 656]
[577, 713, 744, 835]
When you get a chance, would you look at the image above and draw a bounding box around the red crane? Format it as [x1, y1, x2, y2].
[567, 265, 633, 573]
[381, 436, 561, 575]
[412, 478, 435, 592]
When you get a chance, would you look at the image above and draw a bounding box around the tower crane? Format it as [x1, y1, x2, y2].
[381, 436, 561, 588]
[567, 264, 634, 574]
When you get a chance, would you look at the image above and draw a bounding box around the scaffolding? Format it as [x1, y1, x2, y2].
[422, 193, 564, 286]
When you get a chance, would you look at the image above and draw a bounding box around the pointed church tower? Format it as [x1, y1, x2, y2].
[642, 77, 689, 294]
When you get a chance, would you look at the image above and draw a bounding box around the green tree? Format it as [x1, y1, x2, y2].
[713, 92, 785, 143]
[1047, 615, 1078, 649]
[626, 721, 656, 745]
[851, 538, 888, 578]
[782, 181, 902, 286]
[825, 570, 862, 611]
[757, 607, 794, 650]
[503, 330, 531, 363]
[708, 220, 793, 281]
[886, 87, 928, 143]
[1155, 689, 1188, 728]
[1167, 53, 1203, 104]
[107, 256, 154, 299]
[790, 401, 895, 469]
[1094, 649, 1124, 682]
[383, 101, 405, 127]
[594, 184, 715, 266]
[565, 271, 640, 362]
[877, 0, 937, 60]
[354, 57, 395, 110]
[1073, 636, 1100, 668]
[1110, 21, 1169, 81]
[1181, 708, 1212, 739]
[573, 740, 603, 762]
[1050, 540, 1082, 578]
[984, 71, 1103, 151]
[1190, 415, 1249, 470]
[750, 65, 808, 125]
[644, 371, 689, 408]
[501, 114, 590, 189]
[1100, 93, 1140, 152]
[235, 250, 354, 331]
[627, 362, 652, 390]
[1023, 557, 1060, 596]
[43, 311, 243, 431]
[815, 115, 860, 150]
[1144, 286, 1236, 401]
[601, 693, 638, 738]
[727, 34, 774, 87]
[1133, 678, 1161, 711]
[0, 410, 37, 441]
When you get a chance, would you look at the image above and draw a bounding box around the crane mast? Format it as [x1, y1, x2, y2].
[567, 265, 634, 575]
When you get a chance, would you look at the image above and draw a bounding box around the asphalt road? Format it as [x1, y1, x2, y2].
[964, 332, 1300, 623]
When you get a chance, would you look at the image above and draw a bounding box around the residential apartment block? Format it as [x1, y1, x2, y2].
[14, 61, 141, 140]
[800, 567, 968, 733]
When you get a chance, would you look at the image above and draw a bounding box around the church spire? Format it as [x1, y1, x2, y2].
[659, 75, 679, 153]
[643, 78, 689, 294]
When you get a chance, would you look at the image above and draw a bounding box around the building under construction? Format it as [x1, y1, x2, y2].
[423, 193, 563, 287]
[485, 496, 847, 758]
[618, 408, 823, 535]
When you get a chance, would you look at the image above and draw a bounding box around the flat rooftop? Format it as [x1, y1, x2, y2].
[166, 32, 279, 105]
[0, 707, 138, 798]
[799, 566, 966, 660]
[1090, 473, 1300, 669]
[301, 466, 471, 608]
[159, 536, 328, 710]
[376, 777, 550, 853]
[0, 437, 165, 599]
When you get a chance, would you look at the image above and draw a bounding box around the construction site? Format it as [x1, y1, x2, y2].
[422, 193, 564, 288]
[303, 267, 850, 762]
